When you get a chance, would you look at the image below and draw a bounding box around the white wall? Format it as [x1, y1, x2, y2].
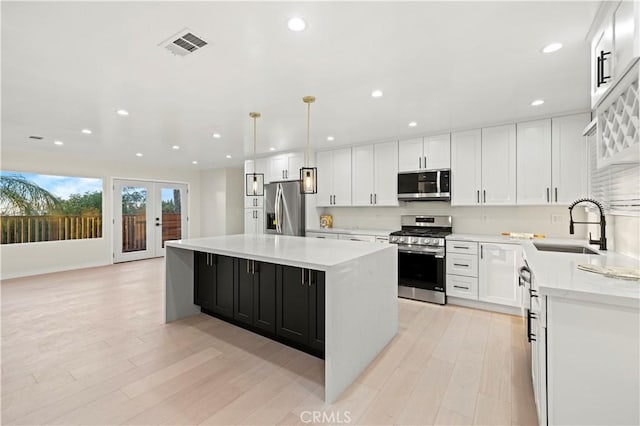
[309, 202, 589, 239]
[0, 150, 201, 279]
[199, 167, 243, 237]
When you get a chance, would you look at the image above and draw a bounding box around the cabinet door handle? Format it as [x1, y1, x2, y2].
[546, 187, 550, 203]
[246, 259, 250, 274]
[453, 245, 468, 249]
[453, 285, 469, 290]
[370, 194, 373, 204]
[374, 194, 377, 204]
[424, 156, 427, 168]
[528, 333, 537, 342]
[554, 187, 558, 202]
[308, 269, 312, 287]
[453, 263, 469, 267]
[301, 268, 305, 286]
[477, 190, 480, 203]
[483, 190, 486, 203]
[480, 244, 483, 259]
[419, 157, 421, 169]
[333, 195, 336, 204]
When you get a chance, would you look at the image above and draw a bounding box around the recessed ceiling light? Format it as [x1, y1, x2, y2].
[327, 136, 335, 141]
[172, 145, 180, 150]
[192, 160, 198, 165]
[287, 17, 306, 32]
[408, 121, 417, 127]
[81, 129, 92, 134]
[542, 43, 563, 54]
[269, 147, 276, 151]
[117, 109, 129, 116]
[53, 140, 63, 146]
[371, 90, 383, 98]
[531, 99, 545, 106]
[212, 133, 221, 138]
[226, 154, 232, 159]
[135, 152, 143, 157]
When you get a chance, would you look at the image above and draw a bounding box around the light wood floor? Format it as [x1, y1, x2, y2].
[1, 259, 538, 425]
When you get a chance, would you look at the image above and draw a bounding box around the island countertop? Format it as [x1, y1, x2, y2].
[165, 234, 396, 270]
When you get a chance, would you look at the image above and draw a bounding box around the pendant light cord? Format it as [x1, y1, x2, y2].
[306, 102, 311, 166]
[253, 116, 257, 165]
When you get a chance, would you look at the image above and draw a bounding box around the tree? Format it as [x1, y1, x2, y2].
[53, 191, 102, 216]
[0, 174, 60, 215]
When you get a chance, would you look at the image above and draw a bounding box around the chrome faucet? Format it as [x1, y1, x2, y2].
[568, 198, 607, 251]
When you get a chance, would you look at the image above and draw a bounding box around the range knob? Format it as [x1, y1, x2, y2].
[410, 237, 418, 244]
[418, 237, 429, 245]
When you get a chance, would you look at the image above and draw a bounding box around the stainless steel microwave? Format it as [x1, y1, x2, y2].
[397, 170, 451, 201]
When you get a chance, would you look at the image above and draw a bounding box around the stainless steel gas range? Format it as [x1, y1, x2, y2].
[389, 215, 452, 305]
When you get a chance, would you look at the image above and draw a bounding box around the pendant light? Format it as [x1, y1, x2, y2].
[245, 112, 264, 196]
[300, 96, 317, 194]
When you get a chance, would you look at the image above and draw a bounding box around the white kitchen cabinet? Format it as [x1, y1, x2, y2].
[268, 152, 304, 182]
[244, 208, 263, 235]
[398, 134, 450, 172]
[306, 231, 339, 239]
[481, 124, 516, 205]
[316, 148, 352, 207]
[613, 0, 637, 78]
[478, 242, 522, 307]
[516, 119, 552, 204]
[244, 196, 263, 209]
[451, 129, 482, 205]
[352, 141, 398, 206]
[446, 240, 479, 301]
[551, 113, 590, 203]
[546, 296, 639, 426]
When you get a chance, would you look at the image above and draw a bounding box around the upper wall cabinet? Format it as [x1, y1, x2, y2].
[269, 152, 304, 182]
[352, 141, 399, 206]
[516, 114, 591, 205]
[451, 126, 515, 206]
[590, 0, 639, 108]
[481, 124, 517, 205]
[316, 148, 352, 207]
[398, 134, 450, 172]
[451, 129, 482, 206]
[552, 113, 591, 203]
[516, 119, 552, 205]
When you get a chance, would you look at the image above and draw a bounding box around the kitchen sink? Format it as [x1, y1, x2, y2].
[533, 243, 599, 255]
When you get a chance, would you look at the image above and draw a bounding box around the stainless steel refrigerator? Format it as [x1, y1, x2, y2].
[264, 181, 305, 236]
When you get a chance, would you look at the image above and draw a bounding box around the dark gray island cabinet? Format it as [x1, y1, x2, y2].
[165, 234, 397, 403]
[193, 253, 324, 356]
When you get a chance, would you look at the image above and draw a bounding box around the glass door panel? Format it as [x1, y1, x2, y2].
[113, 180, 188, 263]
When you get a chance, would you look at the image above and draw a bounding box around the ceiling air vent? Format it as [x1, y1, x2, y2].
[159, 29, 208, 57]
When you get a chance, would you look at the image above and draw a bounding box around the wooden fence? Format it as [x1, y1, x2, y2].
[1, 215, 102, 245]
[1, 213, 181, 249]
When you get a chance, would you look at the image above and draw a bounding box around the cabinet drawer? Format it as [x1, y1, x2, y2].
[446, 274, 478, 300]
[338, 234, 375, 242]
[446, 240, 478, 255]
[446, 253, 478, 277]
[307, 232, 339, 240]
[244, 196, 264, 209]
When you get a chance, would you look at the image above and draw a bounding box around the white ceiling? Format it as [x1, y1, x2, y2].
[1, 1, 599, 170]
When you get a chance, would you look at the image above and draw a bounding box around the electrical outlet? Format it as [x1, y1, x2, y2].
[551, 214, 564, 224]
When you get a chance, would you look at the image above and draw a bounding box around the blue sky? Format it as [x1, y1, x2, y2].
[2, 171, 102, 200]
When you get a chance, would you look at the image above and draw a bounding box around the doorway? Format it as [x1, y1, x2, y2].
[113, 179, 188, 263]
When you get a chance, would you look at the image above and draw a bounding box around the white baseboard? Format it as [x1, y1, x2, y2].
[448, 296, 524, 317]
[0, 261, 111, 280]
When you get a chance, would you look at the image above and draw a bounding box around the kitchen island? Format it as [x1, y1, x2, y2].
[164, 234, 398, 403]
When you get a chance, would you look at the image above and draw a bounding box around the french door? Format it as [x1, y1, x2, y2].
[113, 179, 188, 263]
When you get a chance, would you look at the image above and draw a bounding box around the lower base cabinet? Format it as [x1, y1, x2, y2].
[194, 253, 325, 356]
[276, 265, 325, 351]
[194, 252, 234, 318]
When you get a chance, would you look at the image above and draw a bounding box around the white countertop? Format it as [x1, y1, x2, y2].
[522, 241, 640, 308]
[447, 233, 639, 308]
[306, 228, 394, 237]
[165, 234, 396, 270]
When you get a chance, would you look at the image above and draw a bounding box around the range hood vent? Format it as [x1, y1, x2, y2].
[160, 29, 208, 57]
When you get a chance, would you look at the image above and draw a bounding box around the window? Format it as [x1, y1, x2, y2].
[0, 171, 103, 244]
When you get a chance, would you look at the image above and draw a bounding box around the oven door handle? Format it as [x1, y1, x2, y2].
[397, 247, 444, 257]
